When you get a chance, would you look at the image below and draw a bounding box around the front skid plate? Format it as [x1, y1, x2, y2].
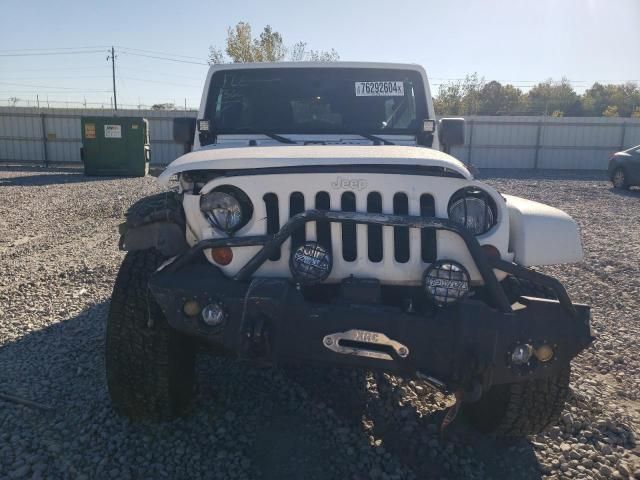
[322, 329, 410, 361]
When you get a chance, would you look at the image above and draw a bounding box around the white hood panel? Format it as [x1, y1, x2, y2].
[157, 145, 471, 185]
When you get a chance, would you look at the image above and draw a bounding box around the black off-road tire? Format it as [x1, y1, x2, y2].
[106, 248, 196, 421]
[612, 168, 628, 190]
[464, 276, 570, 437]
[463, 367, 571, 437]
[125, 191, 185, 228]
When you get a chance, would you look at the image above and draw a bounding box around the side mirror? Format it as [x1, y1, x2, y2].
[173, 118, 196, 146]
[438, 118, 465, 153]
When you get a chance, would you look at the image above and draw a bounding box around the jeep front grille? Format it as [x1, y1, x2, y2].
[262, 191, 437, 265]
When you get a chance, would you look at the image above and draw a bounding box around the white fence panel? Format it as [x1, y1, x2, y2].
[0, 107, 198, 165]
[625, 124, 640, 146]
[2, 108, 640, 169]
[458, 116, 640, 170]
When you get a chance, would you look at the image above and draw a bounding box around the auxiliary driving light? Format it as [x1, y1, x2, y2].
[201, 302, 226, 327]
[535, 344, 555, 363]
[183, 299, 201, 317]
[423, 260, 470, 306]
[511, 344, 534, 365]
[289, 242, 332, 285]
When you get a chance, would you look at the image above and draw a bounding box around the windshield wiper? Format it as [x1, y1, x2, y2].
[261, 132, 297, 144]
[232, 127, 393, 146]
[352, 133, 395, 145]
[233, 128, 297, 145]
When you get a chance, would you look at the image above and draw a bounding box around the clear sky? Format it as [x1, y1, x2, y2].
[1, 0, 638, 109]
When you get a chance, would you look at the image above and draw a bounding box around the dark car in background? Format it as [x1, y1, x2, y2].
[609, 145, 640, 189]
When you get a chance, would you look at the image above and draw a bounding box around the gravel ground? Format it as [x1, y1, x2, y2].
[0, 167, 638, 480]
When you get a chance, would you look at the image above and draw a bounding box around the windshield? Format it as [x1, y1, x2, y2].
[623, 145, 640, 154]
[204, 67, 427, 136]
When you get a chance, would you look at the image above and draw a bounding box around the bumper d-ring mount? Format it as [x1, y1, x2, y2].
[322, 329, 410, 361]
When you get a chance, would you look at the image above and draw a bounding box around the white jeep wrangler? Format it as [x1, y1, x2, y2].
[106, 62, 592, 437]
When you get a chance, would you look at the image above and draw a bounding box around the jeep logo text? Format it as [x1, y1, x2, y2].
[331, 176, 368, 191]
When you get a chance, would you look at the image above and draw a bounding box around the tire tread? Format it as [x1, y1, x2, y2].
[105, 249, 196, 421]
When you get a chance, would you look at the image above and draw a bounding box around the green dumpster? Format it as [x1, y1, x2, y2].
[81, 117, 150, 176]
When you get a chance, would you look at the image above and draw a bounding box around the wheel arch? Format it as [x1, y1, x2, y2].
[119, 192, 189, 257]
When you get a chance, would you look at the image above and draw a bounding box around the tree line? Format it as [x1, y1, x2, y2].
[208, 22, 340, 64]
[433, 74, 640, 118]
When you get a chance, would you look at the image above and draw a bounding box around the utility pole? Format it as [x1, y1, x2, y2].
[107, 46, 118, 111]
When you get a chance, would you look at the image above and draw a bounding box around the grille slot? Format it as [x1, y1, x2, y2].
[290, 192, 305, 250]
[341, 192, 357, 261]
[366, 192, 383, 262]
[393, 193, 410, 263]
[315, 192, 332, 253]
[263, 193, 281, 261]
[420, 194, 437, 262]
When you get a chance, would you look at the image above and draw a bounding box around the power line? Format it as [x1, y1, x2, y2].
[0, 45, 110, 53]
[1, 97, 199, 109]
[0, 75, 111, 80]
[430, 77, 639, 85]
[117, 66, 205, 80]
[0, 81, 110, 92]
[0, 44, 209, 64]
[115, 45, 207, 61]
[0, 50, 107, 57]
[118, 50, 208, 65]
[119, 75, 202, 88]
[0, 66, 110, 73]
[0, 90, 113, 94]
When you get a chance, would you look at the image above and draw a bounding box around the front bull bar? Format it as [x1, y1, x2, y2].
[161, 209, 577, 315]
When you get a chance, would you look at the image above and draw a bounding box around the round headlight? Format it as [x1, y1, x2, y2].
[423, 260, 470, 306]
[448, 188, 496, 235]
[289, 242, 332, 285]
[200, 187, 253, 232]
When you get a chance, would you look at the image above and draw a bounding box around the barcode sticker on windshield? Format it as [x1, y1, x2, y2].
[355, 81, 404, 96]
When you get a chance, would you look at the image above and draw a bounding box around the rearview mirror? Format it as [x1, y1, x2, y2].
[438, 118, 465, 153]
[173, 118, 196, 145]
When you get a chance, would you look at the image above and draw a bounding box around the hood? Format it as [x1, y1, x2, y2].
[157, 145, 471, 186]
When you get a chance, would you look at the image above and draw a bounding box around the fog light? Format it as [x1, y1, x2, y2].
[535, 344, 554, 362]
[201, 303, 226, 327]
[211, 247, 233, 266]
[423, 260, 470, 306]
[511, 344, 533, 365]
[289, 242, 332, 285]
[183, 299, 200, 317]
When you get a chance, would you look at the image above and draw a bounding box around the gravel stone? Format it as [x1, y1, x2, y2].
[600, 464, 613, 477]
[0, 168, 639, 480]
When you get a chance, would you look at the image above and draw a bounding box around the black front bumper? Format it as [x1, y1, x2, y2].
[147, 210, 593, 394]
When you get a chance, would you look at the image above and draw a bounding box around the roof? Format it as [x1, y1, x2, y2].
[206, 61, 426, 72]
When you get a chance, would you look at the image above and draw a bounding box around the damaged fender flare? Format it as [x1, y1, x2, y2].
[118, 192, 189, 257]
